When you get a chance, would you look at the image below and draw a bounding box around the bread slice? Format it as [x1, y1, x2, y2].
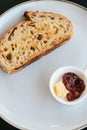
[0, 11, 74, 73]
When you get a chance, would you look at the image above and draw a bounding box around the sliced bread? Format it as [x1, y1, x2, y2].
[0, 11, 74, 73]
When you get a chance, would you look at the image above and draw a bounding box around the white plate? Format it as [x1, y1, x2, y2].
[0, 0, 87, 130]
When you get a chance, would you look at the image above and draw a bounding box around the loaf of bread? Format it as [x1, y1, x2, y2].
[0, 11, 74, 73]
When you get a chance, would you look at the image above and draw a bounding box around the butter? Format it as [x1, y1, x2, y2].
[54, 80, 68, 97]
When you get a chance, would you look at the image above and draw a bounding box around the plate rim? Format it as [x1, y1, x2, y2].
[0, 0, 87, 130]
[0, 0, 87, 17]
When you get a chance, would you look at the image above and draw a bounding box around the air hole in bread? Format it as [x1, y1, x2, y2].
[53, 26, 59, 34]
[15, 44, 17, 48]
[30, 31, 33, 35]
[37, 34, 43, 40]
[30, 47, 35, 51]
[64, 30, 67, 33]
[22, 51, 25, 55]
[59, 24, 64, 28]
[2, 54, 5, 58]
[50, 17, 55, 20]
[66, 24, 70, 30]
[4, 48, 8, 51]
[44, 40, 47, 43]
[17, 56, 19, 59]
[59, 17, 63, 20]
[20, 62, 23, 64]
[11, 44, 14, 46]
[27, 41, 30, 44]
[40, 15, 45, 18]
[59, 37, 62, 40]
[6, 53, 12, 60]
[21, 24, 24, 27]
[12, 47, 14, 51]
[29, 23, 35, 27]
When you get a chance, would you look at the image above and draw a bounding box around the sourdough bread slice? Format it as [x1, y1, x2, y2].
[0, 11, 74, 73]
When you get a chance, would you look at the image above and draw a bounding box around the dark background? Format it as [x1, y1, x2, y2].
[0, 0, 87, 130]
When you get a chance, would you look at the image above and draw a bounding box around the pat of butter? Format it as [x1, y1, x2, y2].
[54, 80, 68, 97]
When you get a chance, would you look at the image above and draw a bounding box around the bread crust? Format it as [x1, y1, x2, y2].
[0, 11, 74, 73]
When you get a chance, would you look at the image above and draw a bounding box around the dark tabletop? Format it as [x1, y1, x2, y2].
[0, 0, 87, 130]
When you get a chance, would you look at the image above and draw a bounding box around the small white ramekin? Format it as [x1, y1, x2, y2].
[49, 66, 87, 105]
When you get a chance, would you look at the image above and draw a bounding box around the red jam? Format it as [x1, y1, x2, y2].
[62, 72, 85, 101]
